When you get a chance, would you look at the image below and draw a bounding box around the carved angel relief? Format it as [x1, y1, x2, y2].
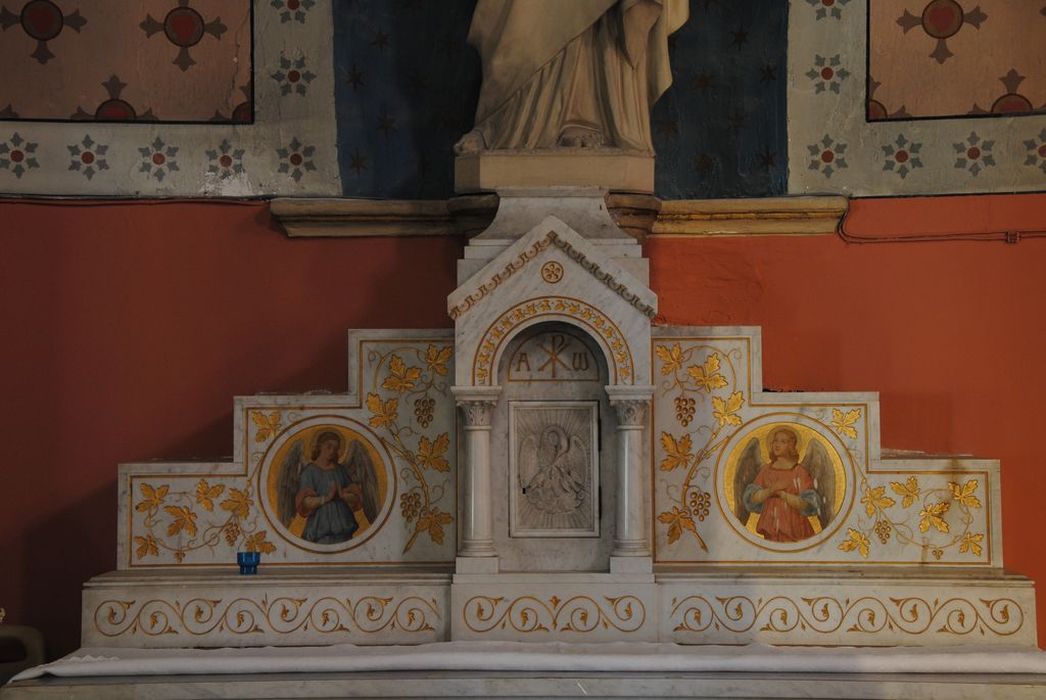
[509, 402, 599, 537]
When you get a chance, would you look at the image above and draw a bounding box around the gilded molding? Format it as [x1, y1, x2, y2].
[449, 231, 657, 321]
[472, 296, 634, 386]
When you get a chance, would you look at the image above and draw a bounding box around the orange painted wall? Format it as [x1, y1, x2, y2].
[0, 195, 1043, 656]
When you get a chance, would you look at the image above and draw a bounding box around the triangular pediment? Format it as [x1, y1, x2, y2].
[447, 215, 657, 321]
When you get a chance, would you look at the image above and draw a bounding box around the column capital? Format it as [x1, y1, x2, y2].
[452, 385, 501, 428]
[606, 385, 653, 427]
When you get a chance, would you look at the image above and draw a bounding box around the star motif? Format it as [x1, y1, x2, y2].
[759, 148, 776, 169]
[694, 153, 715, 172]
[693, 73, 714, 91]
[371, 29, 389, 51]
[731, 27, 748, 49]
[727, 109, 746, 131]
[344, 63, 365, 91]
[760, 64, 777, 82]
[377, 109, 397, 138]
[349, 148, 368, 175]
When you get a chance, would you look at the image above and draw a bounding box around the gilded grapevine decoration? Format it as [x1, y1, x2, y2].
[839, 476, 984, 560]
[655, 343, 746, 553]
[830, 408, 861, 439]
[133, 473, 277, 564]
[367, 344, 454, 553]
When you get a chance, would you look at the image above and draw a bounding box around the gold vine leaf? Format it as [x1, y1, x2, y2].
[890, 476, 920, 509]
[659, 432, 692, 471]
[919, 501, 951, 534]
[250, 411, 281, 443]
[959, 532, 984, 557]
[220, 488, 253, 519]
[658, 506, 697, 545]
[366, 393, 398, 429]
[418, 433, 450, 472]
[712, 391, 745, 427]
[244, 530, 277, 554]
[655, 343, 684, 375]
[164, 505, 198, 538]
[425, 344, 452, 377]
[838, 528, 870, 558]
[687, 353, 728, 392]
[135, 483, 169, 513]
[134, 534, 159, 559]
[195, 479, 225, 512]
[382, 355, 422, 393]
[831, 408, 861, 439]
[949, 479, 982, 509]
[861, 485, 896, 517]
[417, 508, 454, 545]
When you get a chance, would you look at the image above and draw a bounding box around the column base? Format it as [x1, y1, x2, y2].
[456, 556, 500, 575]
[610, 555, 653, 574]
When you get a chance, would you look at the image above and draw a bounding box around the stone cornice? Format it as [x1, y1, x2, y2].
[447, 230, 657, 321]
[653, 196, 849, 236]
[271, 196, 847, 239]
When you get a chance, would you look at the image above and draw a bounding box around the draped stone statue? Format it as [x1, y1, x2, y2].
[455, 0, 689, 154]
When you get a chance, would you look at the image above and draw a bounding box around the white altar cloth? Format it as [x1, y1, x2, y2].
[11, 642, 1046, 683]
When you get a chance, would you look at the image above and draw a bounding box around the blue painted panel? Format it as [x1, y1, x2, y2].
[334, 0, 787, 199]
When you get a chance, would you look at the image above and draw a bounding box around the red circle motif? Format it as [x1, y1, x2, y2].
[820, 67, 834, 80]
[232, 101, 252, 122]
[287, 0, 301, 10]
[287, 70, 301, 83]
[822, 0, 834, 6]
[81, 151, 95, 165]
[1038, 144, 1046, 158]
[95, 99, 136, 121]
[20, 0, 63, 41]
[894, 150, 910, 163]
[820, 150, 834, 164]
[10, 150, 24, 163]
[921, 0, 963, 39]
[991, 93, 1033, 114]
[152, 153, 166, 166]
[966, 146, 981, 160]
[289, 153, 303, 166]
[219, 154, 233, 168]
[164, 6, 205, 47]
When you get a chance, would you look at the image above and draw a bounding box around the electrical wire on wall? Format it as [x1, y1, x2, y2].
[836, 197, 1046, 245]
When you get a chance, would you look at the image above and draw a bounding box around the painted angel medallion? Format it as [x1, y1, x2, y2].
[510, 402, 599, 537]
[263, 422, 392, 550]
[726, 423, 845, 544]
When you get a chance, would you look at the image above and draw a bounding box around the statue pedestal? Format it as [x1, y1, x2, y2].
[455, 150, 655, 195]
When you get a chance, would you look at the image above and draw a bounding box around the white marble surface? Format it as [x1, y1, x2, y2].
[13, 641, 1046, 682]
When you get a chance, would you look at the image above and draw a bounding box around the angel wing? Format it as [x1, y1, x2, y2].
[803, 438, 835, 530]
[732, 438, 762, 525]
[276, 439, 305, 527]
[346, 440, 380, 524]
[562, 435, 590, 495]
[518, 434, 538, 492]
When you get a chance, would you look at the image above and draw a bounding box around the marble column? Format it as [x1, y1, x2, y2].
[452, 386, 501, 570]
[607, 386, 655, 568]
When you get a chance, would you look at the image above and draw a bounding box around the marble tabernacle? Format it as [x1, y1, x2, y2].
[64, 171, 1036, 655]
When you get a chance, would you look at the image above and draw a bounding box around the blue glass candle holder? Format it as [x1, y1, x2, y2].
[237, 551, 261, 575]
